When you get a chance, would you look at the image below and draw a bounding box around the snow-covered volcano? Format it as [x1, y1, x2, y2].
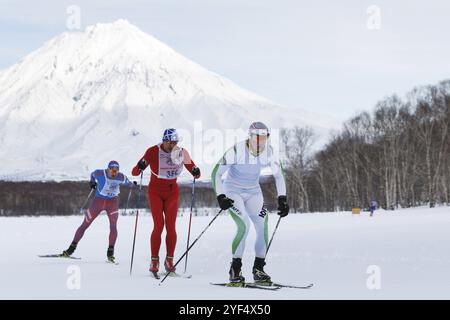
[0, 19, 335, 181]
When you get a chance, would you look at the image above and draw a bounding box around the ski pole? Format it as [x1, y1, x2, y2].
[159, 209, 223, 285]
[183, 178, 196, 273]
[266, 216, 282, 255]
[123, 186, 133, 215]
[79, 189, 94, 214]
[130, 172, 143, 276]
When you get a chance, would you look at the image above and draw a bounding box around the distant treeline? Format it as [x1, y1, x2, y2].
[283, 80, 450, 212]
[0, 178, 279, 216]
[3, 81, 449, 216]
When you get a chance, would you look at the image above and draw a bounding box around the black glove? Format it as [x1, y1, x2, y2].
[137, 159, 147, 171]
[191, 166, 201, 179]
[277, 195, 289, 217]
[133, 181, 138, 188]
[217, 194, 234, 211]
[89, 181, 97, 190]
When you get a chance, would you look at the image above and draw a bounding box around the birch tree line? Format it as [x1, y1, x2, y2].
[282, 80, 450, 212]
[2, 81, 450, 216]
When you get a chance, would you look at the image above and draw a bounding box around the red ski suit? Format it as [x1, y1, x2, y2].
[132, 144, 199, 258]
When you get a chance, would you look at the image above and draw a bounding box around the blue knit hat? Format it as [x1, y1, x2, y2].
[162, 128, 180, 142]
[108, 160, 120, 170]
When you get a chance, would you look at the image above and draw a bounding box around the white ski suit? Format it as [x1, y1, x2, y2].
[212, 140, 286, 259]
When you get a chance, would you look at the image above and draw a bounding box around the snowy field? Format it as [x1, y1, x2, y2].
[1, 206, 450, 300]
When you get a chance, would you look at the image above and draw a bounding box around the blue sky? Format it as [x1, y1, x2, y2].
[1, 0, 450, 120]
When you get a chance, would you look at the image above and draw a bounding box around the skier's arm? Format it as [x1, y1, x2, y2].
[182, 148, 200, 179]
[213, 164, 236, 210]
[269, 146, 289, 217]
[211, 146, 236, 195]
[212, 164, 228, 196]
[121, 174, 137, 188]
[132, 149, 151, 176]
[89, 170, 98, 189]
[90, 171, 96, 183]
[212, 146, 238, 210]
[269, 147, 287, 196]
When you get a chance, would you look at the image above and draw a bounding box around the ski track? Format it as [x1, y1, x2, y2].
[1, 206, 450, 299]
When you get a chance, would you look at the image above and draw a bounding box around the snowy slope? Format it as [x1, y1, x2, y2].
[0, 19, 337, 182]
[1, 206, 450, 299]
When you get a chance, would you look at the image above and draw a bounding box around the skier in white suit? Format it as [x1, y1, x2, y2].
[211, 122, 289, 283]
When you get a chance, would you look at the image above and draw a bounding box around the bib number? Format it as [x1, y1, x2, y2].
[166, 170, 178, 178]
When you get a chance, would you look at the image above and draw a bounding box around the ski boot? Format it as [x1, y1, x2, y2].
[61, 242, 77, 257]
[150, 256, 160, 278]
[164, 256, 176, 273]
[229, 258, 245, 283]
[252, 257, 272, 284]
[107, 246, 115, 263]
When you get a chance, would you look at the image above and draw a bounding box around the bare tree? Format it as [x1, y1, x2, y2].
[281, 127, 315, 212]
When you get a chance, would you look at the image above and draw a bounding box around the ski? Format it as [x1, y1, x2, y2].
[152, 271, 192, 279]
[38, 254, 81, 260]
[255, 281, 314, 289]
[272, 282, 313, 289]
[210, 282, 281, 291]
[251, 280, 313, 289]
[164, 271, 192, 279]
[106, 260, 119, 265]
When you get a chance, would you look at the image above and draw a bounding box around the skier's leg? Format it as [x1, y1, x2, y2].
[225, 191, 250, 282]
[246, 192, 271, 282]
[245, 192, 268, 259]
[106, 199, 119, 261]
[227, 192, 250, 259]
[72, 198, 103, 244]
[148, 188, 164, 259]
[63, 198, 102, 256]
[163, 185, 179, 271]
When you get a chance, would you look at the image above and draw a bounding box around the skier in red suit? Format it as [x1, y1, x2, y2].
[132, 128, 201, 275]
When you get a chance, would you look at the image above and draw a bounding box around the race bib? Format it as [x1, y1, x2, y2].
[100, 180, 120, 198]
[159, 148, 184, 179]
